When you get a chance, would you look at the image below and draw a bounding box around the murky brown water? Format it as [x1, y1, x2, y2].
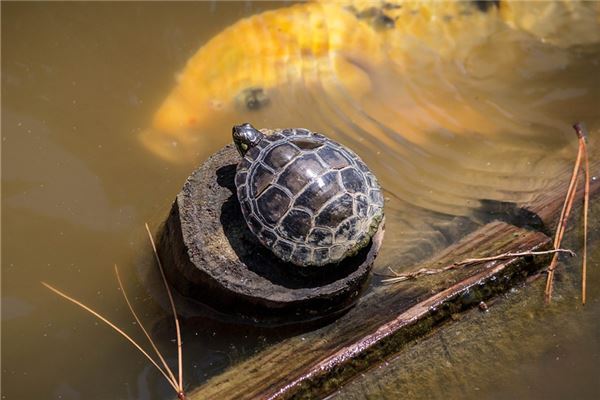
[2, 2, 599, 399]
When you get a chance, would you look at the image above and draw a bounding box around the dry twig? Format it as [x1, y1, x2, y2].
[381, 249, 574, 284]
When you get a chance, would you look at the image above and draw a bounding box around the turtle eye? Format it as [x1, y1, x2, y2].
[236, 87, 270, 111]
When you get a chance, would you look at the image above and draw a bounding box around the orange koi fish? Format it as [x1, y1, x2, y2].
[141, 0, 600, 163]
[142, 2, 382, 162]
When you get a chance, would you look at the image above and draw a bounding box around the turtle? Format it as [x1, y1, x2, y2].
[232, 123, 384, 267]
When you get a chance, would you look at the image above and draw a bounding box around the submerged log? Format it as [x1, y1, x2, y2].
[157, 141, 384, 323]
[183, 157, 599, 400]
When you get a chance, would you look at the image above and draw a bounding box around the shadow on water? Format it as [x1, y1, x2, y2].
[473, 199, 549, 235]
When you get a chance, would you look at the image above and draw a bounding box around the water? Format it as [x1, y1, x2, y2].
[2, 2, 599, 399]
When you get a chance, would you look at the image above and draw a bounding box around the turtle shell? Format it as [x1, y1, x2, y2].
[235, 128, 384, 267]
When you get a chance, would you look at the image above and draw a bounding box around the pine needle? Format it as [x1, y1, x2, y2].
[574, 123, 590, 305]
[145, 222, 184, 393]
[42, 224, 187, 399]
[114, 264, 179, 388]
[544, 132, 584, 304]
[40, 281, 179, 393]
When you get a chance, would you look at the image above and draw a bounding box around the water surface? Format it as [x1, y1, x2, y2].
[2, 2, 599, 399]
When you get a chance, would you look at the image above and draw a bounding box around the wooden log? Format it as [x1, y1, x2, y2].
[157, 141, 384, 323]
[184, 157, 599, 400]
[187, 222, 551, 399]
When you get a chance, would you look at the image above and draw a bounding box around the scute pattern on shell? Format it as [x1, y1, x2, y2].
[236, 128, 384, 267]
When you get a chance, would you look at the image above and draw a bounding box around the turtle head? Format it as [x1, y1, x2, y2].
[232, 123, 264, 156]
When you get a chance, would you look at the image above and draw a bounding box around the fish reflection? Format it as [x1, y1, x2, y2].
[140, 0, 600, 163]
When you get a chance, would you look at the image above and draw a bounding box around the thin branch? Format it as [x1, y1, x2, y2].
[41, 282, 179, 393]
[455, 249, 575, 266]
[145, 223, 184, 392]
[114, 264, 178, 388]
[382, 249, 573, 284]
[381, 264, 457, 283]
